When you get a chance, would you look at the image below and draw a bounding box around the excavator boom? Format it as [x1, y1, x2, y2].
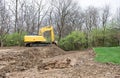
[39, 26, 55, 42]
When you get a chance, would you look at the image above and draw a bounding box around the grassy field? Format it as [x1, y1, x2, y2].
[93, 47, 120, 64]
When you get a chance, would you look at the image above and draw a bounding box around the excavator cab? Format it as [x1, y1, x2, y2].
[24, 26, 55, 47]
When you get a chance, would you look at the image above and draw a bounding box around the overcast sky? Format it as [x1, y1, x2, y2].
[6, 0, 120, 15]
[7, 0, 120, 9]
[74, 0, 120, 13]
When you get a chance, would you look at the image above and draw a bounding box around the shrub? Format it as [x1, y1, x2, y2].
[59, 31, 86, 50]
[4, 32, 26, 46]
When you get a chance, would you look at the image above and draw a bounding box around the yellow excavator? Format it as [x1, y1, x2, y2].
[24, 26, 55, 47]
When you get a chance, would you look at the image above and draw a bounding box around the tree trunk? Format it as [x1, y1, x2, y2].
[58, 32, 62, 42]
[103, 27, 106, 46]
[118, 39, 120, 46]
[15, 0, 18, 32]
[0, 40, 3, 47]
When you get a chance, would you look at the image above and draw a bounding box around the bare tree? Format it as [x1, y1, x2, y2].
[116, 8, 120, 29]
[51, 0, 78, 41]
[15, 0, 18, 32]
[0, 0, 10, 47]
[84, 6, 99, 47]
[115, 8, 120, 45]
[16, 0, 26, 33]
[101, 6, 110, 46]
[68, 8, 85, 31]
[44, 7, 54, 26]
[35, 0, 49, 33]
[24, 3, 36, 34]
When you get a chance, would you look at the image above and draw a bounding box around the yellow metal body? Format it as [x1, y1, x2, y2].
[24, 36, 46, 42]
[24, 26, 55, 43]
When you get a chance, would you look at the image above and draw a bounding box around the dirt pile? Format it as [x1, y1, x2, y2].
[1, 48, 120, 78]
[0, 45, 65, 77]
[0, 45, 65, 61]
[38, 58, 74, 70]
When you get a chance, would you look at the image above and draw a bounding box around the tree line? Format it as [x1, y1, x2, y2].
[0, 0, 120, 48]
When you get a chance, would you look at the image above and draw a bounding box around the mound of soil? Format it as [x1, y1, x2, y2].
[37, 58, 74, 70]
[0, 45, 65, 77]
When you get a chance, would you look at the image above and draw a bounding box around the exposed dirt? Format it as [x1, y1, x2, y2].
[0, 45, 120, 78]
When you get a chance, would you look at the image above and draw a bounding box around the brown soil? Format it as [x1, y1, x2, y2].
[0, 45, 120, 78]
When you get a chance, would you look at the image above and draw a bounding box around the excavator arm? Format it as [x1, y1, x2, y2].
[38, 26, 55, 42]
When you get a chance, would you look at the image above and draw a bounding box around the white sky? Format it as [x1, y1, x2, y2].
[6, 0, 120, 15]
[74, 0, 120, 13]
[6, 0, 120, 10]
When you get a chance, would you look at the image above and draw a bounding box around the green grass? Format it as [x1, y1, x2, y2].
[93, 47, 120, 64]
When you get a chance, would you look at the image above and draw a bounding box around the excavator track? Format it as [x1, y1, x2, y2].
[25, 42, 51, 47]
